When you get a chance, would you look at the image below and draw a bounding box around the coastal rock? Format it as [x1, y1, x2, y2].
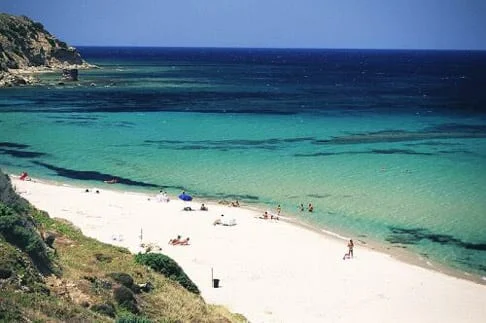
[0, 13, 94, 87]
[61, 68, 78, 81]
[0, 70, 36, 87]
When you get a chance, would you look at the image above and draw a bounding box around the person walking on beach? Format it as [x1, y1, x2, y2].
[276, 204, 281, 215]
[343, 239, 354, 260]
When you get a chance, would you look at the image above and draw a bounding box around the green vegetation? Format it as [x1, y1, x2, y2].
[47, 38, 56, 48]
[31, 21, 45, 32]
[135, 253, 200, 295]
[0, 170, 245, 322]
[116, 313, 153, 323]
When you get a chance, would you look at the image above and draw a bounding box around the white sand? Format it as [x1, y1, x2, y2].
[12, 177, 486, 323]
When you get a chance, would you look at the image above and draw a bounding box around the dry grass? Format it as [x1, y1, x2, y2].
[30, 208, 246, 322]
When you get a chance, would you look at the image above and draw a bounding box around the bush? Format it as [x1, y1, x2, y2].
[57, 40, 68, 48]
[0, 172, 29, 213]
[32, 21, 44, 31]
[113, 285, 138, 313]
[108, 272, 134, 289]
[90, 303, 116, 318]
[0, 297, 23, 322]
[0, 267, 12, 279]
[135, 253, 199, 294]
[0, 204, 51, 274]
[44, 232, 55, 248]
[47, 38, 56, 48]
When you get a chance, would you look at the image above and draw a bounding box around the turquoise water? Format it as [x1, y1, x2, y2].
[1, 47, 486, 279]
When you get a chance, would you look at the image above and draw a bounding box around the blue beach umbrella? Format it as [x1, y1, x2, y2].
[178, 192, 193, 201]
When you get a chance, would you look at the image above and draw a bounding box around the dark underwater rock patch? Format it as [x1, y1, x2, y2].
[0, 142, 30, 149]
[32, 161, 185, 189]
[313, 123, 486, 145]
[0, 148, 46, 158]
[386, 227, 486, 251]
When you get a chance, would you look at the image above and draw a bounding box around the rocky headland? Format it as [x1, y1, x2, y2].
[0, 13, 94, 87]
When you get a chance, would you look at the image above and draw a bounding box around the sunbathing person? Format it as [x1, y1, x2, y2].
[169, 236, 190, 245]
[259, 211, 269, 220]
[213, 215, 223, 226]
[169, 235, 182, 245]
[19, 172, 31, 181]
[231, 200, 240, 207]
[200, 203, 208, 211]
[179, 237, 190, 245]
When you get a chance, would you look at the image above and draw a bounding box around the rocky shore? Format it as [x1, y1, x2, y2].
[0, 13, 94, 87]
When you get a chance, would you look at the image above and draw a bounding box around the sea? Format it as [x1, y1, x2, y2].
[1, 47, 485, 281]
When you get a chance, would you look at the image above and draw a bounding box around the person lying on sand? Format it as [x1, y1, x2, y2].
[169, 236, 190, 246]
[213, 214, 223, 225]
[169, 235, 182, 245]
[179, 237, 190, 245]
[231, 200, 240, 207]
[259, 211, 269, 220]
[19, 172, 31, 181]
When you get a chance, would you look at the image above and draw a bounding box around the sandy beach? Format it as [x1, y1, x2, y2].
[12, 177, 486, 323]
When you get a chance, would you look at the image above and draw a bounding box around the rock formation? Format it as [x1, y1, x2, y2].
[61, 68, 79, 82]
[0, 13, 94, 87]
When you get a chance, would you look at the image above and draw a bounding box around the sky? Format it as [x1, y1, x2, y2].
[1, 0, 485, 50]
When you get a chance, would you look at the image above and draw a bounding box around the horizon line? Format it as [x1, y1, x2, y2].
[72, 45, 486, 52]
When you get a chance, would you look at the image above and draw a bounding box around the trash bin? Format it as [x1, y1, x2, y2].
[212, 278, 220, 288]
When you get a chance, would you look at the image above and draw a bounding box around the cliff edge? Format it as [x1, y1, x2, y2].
[0, 13, 93, 87]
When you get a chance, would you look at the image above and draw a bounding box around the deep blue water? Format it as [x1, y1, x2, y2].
[3, 47, 486, 115]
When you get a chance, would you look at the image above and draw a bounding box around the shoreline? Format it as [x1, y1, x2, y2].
[10, 175, 486, 322]
[12, 174, 486, 286]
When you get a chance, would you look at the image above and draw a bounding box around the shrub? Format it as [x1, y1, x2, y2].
[57, 40, 68, 48]
[113, 285, 138, 313]
[0, 267, 12, 279]
[32, 21, 44, 31]
[108, 272, 134, 289]
[47, 38, 56, 48]
[90, 303, 116, 318]
[0, 297, 23, 322]
[135, 253, 199, 294]
[108, 272, 140, 293]
[44, 232, 55, 248]
[0, 172, 29, 213]
[0, 204, 51, 274]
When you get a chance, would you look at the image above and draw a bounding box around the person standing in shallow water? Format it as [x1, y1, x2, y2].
[308, 203, 314, 212]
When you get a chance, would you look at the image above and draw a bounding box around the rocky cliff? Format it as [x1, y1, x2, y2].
[0, 13, 93, 87]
